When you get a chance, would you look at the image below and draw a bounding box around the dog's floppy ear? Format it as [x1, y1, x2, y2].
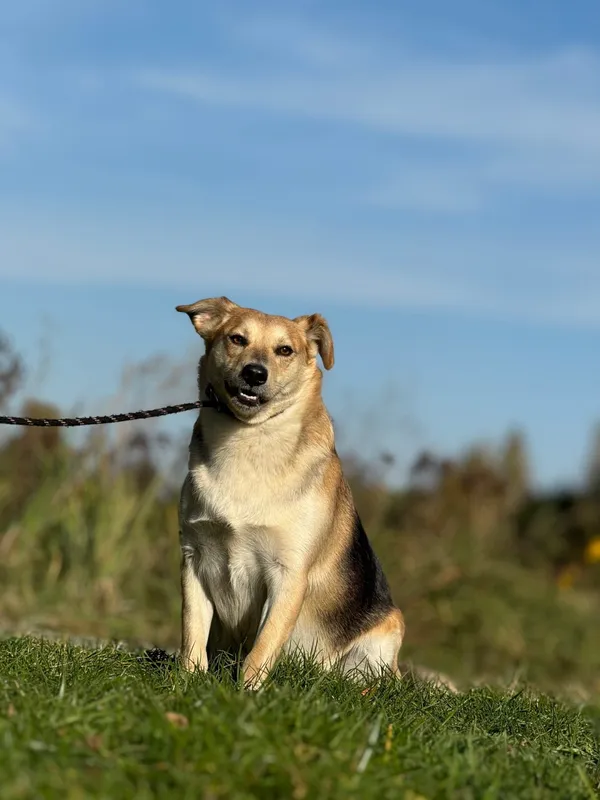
[176, 296, 239, 340]
[294, 313, 334, 370]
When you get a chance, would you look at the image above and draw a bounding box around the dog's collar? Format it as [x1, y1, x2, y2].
[204, 383, 236, 418]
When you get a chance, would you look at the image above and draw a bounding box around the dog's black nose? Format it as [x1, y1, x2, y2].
[241, 363, 268, 386]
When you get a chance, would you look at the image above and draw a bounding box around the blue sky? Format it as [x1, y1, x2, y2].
[1, 0, 600, 487]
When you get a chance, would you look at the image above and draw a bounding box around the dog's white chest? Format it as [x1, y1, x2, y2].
[208, 533, 263, 609]
[190, 424, 303, 530]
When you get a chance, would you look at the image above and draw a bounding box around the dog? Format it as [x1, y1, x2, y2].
[176, 296, 405, 689]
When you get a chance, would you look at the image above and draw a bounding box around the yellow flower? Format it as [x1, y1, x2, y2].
[585, 537, 600, 564]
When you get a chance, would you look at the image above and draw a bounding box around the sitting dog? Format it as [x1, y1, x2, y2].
[176, 296, 405, 688]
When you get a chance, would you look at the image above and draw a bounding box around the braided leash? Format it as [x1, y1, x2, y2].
[0, 400, 212, 427]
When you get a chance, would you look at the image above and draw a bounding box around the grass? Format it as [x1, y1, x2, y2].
[1, 636, 599, 799]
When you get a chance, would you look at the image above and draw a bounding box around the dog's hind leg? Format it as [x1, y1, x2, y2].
[339, 608, 405, 681]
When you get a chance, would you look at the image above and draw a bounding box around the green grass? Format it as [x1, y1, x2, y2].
[1, 637, 599, 799]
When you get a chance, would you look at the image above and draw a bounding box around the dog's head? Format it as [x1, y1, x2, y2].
[176, 296, 334, 423]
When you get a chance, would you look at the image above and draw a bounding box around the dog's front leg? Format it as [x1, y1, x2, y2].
[180, 550, 214, 672]
[242, 574, 308, 690]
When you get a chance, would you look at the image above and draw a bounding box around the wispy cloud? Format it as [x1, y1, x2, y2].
[2, 4, 600, 327]
[134, 25, 600, 212]
[2, 205, 600, 329]
[0, 208, 477, 311]
[135, 47, 600, 149]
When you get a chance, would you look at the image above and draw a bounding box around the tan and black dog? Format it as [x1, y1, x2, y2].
[176, 296, 405, 688]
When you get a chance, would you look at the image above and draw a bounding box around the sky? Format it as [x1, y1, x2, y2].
[1, 0, 600, 487]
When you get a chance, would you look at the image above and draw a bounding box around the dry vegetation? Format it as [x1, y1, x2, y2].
[1, 332, 600, 699]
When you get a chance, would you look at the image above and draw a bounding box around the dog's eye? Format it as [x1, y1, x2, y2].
[276, 345, 294, 357]
[229, 334, 247, 346]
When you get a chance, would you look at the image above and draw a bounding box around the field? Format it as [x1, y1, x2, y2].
[1, 637, 599, 799]
[1, 338, 600, 796]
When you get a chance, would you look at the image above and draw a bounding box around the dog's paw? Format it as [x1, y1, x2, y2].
[242, 672, 264, 692]
[179, 652, 208, 674]
[241, 660, 268, 692]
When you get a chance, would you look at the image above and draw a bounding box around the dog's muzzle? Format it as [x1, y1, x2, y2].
[221, 363, 269, 409]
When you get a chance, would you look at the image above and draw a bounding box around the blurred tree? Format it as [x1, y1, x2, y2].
[0, 331, 24, 409]
[584, 421, 600, 497]
[500, 429, 531, 510]
[118, 429, 169, 492]
[0, 399, 65, 528]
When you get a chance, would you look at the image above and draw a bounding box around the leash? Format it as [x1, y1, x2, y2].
[0, 386, 228, 427]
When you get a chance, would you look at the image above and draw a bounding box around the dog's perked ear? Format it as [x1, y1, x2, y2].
[176, 296, 239, 340]
[294, 313, 334, 370]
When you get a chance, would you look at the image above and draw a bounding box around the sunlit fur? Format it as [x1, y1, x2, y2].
[176, 297, 404, 689]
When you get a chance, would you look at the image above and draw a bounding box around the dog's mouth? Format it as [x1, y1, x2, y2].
[225, 382, 266, 409]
